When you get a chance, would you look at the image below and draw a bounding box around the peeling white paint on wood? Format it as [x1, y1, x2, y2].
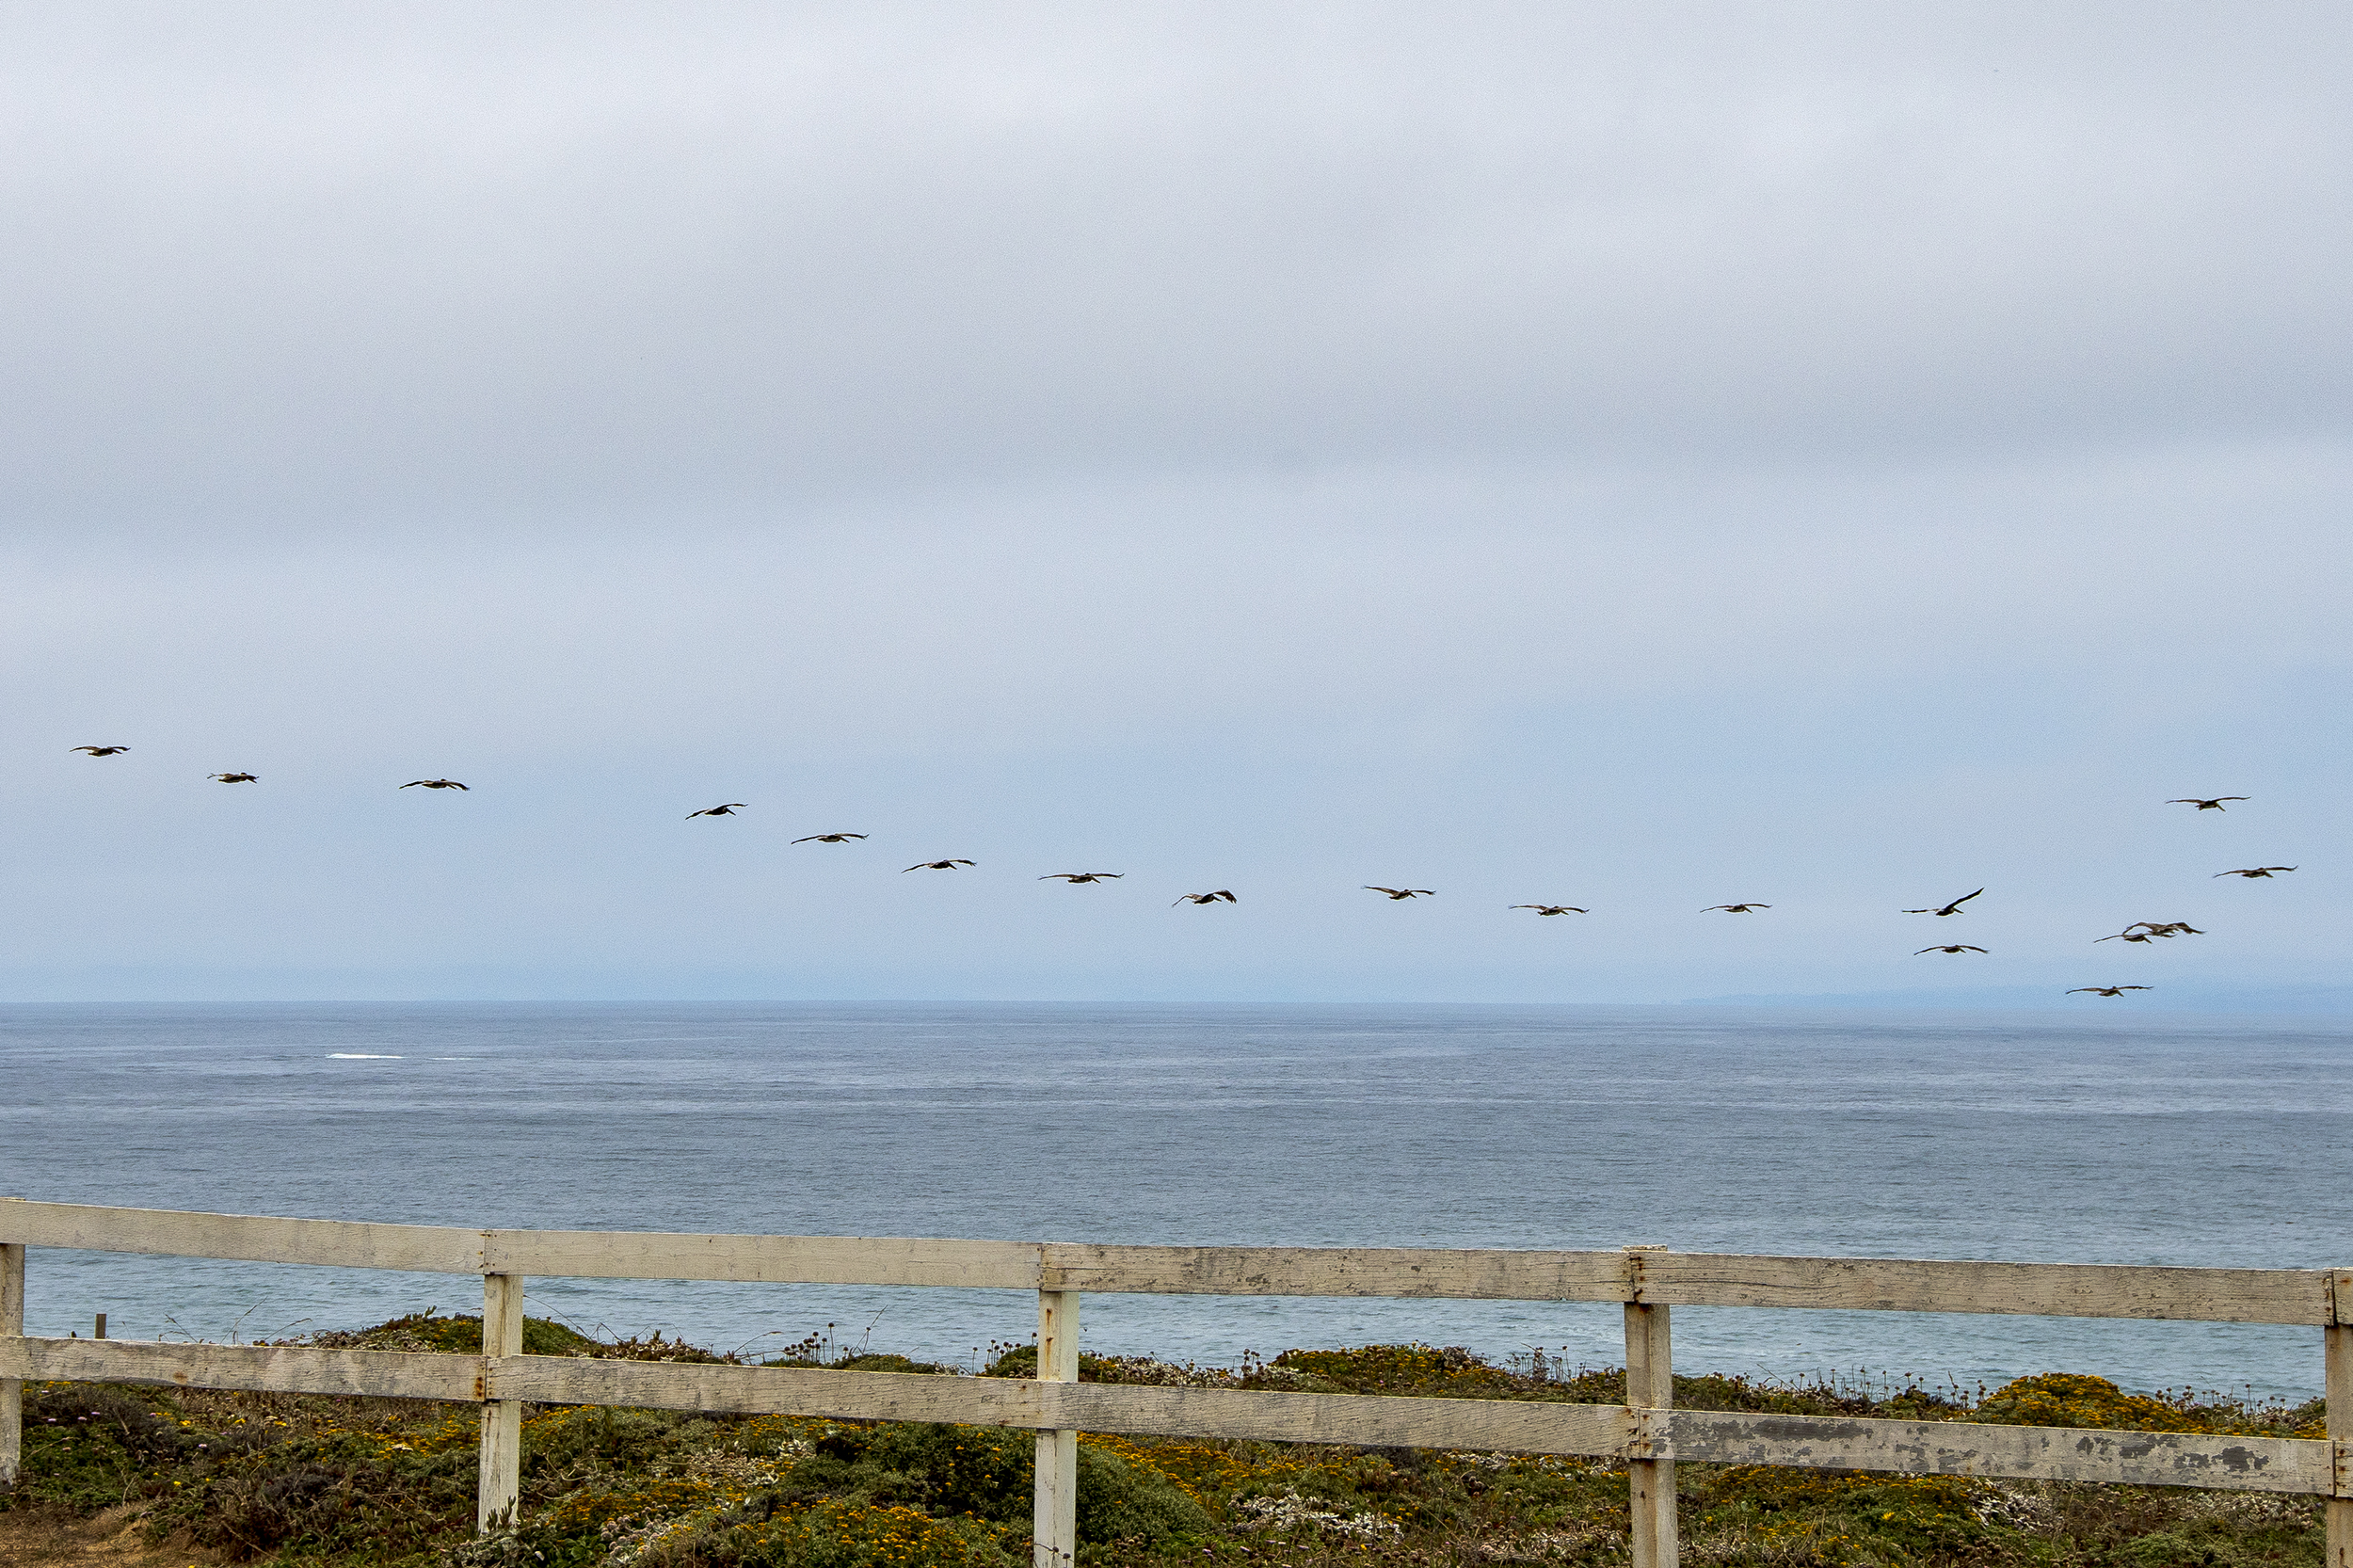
[1039, 1244, 1630, 1301]
[1, 1235, 24, 1486]
[478, 1273, 525, 1534]
[1638, 1254, 2330, 1325]
[486, 1231, 1042, 1288]
[1, 1201, 484, 1274]
[5, 1202, 2333, 1324]
[0, 1336, 481, 1401]
[1669, 1410, 2333, 1496]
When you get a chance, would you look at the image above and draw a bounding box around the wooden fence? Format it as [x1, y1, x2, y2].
[1, 1198, 2346, 1568]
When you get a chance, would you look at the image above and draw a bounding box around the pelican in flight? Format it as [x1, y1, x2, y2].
[1366, 887, 1434, 900]
[1703, 903, 1769, 914]
[1904, 889, 1983, 917]
[2068, 985, 2152, 997]
[685, 803, 746, 818]
[1041, 872, 1122, 884]
[1175, 890, 1238, 905]
[2137, 921, 2203, 937]
[1915, 945, 1987, 955]
[208, 773, 258, 783]
[904, 860, 975, 872]
[2216, 867, 2296, 879]
[403, 778, 469, 791]
[72, 746, 129, 756]
[792, 833, 867, 844]
[2168, 797, 2247, 811]
[1510, 904, 1588, 916]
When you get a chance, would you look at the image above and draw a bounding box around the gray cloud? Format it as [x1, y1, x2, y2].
[3, 3, 2347, 527]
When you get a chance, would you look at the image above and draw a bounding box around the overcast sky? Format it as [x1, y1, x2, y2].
[4, 3, 2347, 1003]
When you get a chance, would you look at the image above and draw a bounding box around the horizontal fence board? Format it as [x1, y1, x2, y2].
[3, 1200, 2335, 1322]
[1041, 1244, 1630, 1301]
[1050, 1381, 1634, 1454]
[485, 1231, 1041, 1288]
[495, 1358, 1053, 1422]
[1670, 1410, 2333, 1496]
[2, 1336, 483, 1401]
[1640, 1254, 2331, 1325]
[0, 1200, 484, 1274]
[491, 1358, 1636, 1456]
[5, 1339, 2338, 1496]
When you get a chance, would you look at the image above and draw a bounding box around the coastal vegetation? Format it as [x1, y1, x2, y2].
[1, 1315, 2328, 1568]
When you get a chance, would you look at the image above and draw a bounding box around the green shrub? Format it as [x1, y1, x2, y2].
[696, 1498, 1016, 1568]
[1074, 1444, 1211, 1545]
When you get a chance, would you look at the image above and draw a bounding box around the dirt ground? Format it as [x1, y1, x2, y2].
[0, 1505, 217, 1568]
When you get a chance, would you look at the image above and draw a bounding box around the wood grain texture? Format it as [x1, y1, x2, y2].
[1038, 1243, 1629, 1301]
[1624, 1252, 1678, 1568]
[0, 1201, 484, 1274]
[478, 1274, 525, 1534]
[2324, 1320, 2348, 1568]
[484, 1231, 1041, 1288]
[1, 1199, 2330, 1322]
[1637, 1254, 2329, 1325]
[1034, 1292, 1079, 1568]
[1670, 1410, 2332, 1495]
[490, 1358, 1055, 1423]
[0, 1331, 2333, 1500]
[1, 1238, 23, 1486]
[1048, 1382, 1635, 1454]
[488, 1358, 1637, 1455]
[0, 1336, 483, 1401]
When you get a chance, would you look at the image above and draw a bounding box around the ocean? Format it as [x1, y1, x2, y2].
[4, 1001, 2346, 1401]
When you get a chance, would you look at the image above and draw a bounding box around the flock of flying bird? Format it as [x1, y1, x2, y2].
[66, 749, 2298, 994]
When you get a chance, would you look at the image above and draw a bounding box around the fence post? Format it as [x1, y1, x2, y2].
[1, 1226, 23, 1489]
[1625, 1245, 1677, 1568]
[478, 1272, 525, 1534]
[1033, 1289, 1080, 1568]
[2328, 1272, 2349, 1568]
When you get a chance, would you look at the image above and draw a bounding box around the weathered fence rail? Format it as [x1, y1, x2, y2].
[2, 1198, 2346, 1568]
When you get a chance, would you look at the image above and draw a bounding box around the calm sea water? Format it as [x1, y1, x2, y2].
[4, 1002, 2347, 1401]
